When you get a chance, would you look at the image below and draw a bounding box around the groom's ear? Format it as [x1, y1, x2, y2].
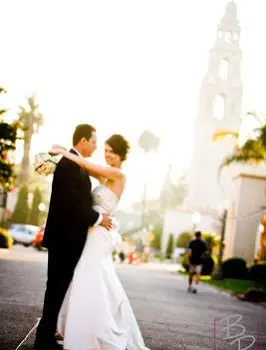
[80, 137, 88, 146]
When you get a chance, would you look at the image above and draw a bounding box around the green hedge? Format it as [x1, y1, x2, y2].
[222, 258, 249, 279]
[249, 263, 266, 283]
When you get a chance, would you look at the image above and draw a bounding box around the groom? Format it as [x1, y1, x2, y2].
[35, 124, 112, 350]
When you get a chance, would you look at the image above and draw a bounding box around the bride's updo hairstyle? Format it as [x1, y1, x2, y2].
[105, 134, 130, 161]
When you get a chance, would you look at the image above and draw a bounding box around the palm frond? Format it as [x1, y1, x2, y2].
[257, 124, 266, 148]
[246, 110, 258, 117]
[246, 110, 265, 126]
[214, 111, 266, 171]
[219, 139, 266, 172]
[28, 96, 37, 112]
[212, 129, 239, 141]
[241, 139, 265, 157]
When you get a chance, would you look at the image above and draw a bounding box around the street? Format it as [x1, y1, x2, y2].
[1, 246, 266, 350]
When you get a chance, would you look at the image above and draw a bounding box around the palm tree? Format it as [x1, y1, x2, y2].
[212, 111, 266, 170]
[138, 130, 160, 153]
[202, 232, 219, 254]
[0, 87, 19, 223]
[18, 95, 43, 184]
[138, 131, 160, 228]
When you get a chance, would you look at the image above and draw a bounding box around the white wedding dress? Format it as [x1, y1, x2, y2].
[57, 185, 150, 350]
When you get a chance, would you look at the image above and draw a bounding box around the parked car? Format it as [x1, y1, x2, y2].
[33, 224, 46, 251]
[8, 224, 39, 247]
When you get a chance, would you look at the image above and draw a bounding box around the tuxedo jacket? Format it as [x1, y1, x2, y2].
[42, 149, 99, 251]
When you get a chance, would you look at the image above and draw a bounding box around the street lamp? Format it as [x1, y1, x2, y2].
[192, 212, 201, 232]
[38, 203, 46, 212]
[38, 203, 47, 225]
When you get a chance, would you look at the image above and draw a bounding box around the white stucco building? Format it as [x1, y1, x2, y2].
[224, 170, 266, 264]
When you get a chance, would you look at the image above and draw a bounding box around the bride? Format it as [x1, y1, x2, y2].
[50, 134, 150, 350]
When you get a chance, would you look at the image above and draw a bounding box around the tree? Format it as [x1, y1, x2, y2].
[11, 185, 29, 224]
[29, 187, 43, 226]
[138, 130, 160, 228]
[17, 95, 43, 184]
[0, 88, 19, 191]
[0, 122, 17, 189]
[176, 232, 192, 248]
[202, 232, 219, 254]
[160, 176, 188, 210]
[165, 233, 174, 259]
[150, 222, 162, 250]
[212, 111, 266, 169]
[138, 130, 160, 152]
[0, 88, 19, 224]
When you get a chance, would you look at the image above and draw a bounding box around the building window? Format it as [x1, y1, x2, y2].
[219, 58, 228, 80]
[225, 31, 231, 42]
[234, 32, 239, 41]
[213, 94, 225, 120]
[218, 30, 223, 39]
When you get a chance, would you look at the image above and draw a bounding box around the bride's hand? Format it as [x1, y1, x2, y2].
[49, 144, 67, 155]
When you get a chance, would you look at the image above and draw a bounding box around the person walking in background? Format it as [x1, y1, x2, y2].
[186, 231, 208, 294]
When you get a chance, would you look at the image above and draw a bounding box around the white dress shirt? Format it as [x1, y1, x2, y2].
[72, 148, 103, 226]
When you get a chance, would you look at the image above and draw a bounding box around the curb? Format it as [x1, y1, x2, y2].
[0, 248, 11, 254]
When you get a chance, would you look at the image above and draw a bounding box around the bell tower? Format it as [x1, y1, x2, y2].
[186, 1, 242, 213]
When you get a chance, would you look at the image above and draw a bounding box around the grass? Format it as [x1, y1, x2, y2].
[200, 276, 266, 294]
[177, 270, 266, 294]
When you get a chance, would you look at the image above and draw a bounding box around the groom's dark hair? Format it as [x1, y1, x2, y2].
[73, 124, 96, 146]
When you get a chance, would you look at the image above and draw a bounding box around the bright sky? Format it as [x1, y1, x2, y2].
[0, 0, 265, 209]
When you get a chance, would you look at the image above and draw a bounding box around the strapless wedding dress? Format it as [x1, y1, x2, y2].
[57, 185, 150, 350]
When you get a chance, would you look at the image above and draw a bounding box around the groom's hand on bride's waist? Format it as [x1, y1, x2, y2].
[99, 213, 112, 231]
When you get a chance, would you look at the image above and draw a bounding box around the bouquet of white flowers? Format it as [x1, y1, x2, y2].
[34, 152, 60, 176]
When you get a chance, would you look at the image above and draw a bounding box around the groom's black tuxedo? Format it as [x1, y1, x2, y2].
[42, 149, 99, 249]
[35, 149, 100, 348]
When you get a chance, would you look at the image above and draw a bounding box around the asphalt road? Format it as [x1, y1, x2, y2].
[1, 246, 265, 350]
